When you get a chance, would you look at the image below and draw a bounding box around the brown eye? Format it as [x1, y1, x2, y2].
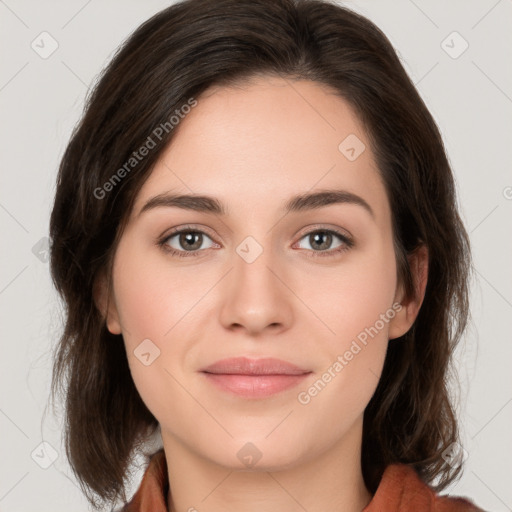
[295, 229, 354, 258]
[176, 231, 204, 251]
[160, 229, 217, 257]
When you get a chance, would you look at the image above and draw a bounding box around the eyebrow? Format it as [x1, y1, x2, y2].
[138, 189, 374, 219]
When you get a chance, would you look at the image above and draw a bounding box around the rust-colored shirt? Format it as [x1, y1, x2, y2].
[120, 449, 484, 512]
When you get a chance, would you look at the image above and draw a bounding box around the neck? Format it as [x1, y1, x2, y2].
[162, 418, 372, 512]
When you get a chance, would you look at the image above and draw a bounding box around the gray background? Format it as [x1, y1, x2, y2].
[1, 0, 511, 511]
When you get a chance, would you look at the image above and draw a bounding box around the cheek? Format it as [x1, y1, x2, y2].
[110, 244, 195, 419]
[111, 241, 209, 343]
[110, 240, 222, 411]
[304, 238, 398, 352]
[296, 239, 397, 408]
[290, 275, 395, 467]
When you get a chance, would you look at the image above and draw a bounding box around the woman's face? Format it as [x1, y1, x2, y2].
[101, 76, 420, 471]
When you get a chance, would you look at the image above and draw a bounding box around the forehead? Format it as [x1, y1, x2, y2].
[131, 76, 390, 226]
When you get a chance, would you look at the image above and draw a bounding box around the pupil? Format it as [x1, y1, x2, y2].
[312, 232, 331, 250]
[181, 232, 201, 250]
[177, 231, 333, 252]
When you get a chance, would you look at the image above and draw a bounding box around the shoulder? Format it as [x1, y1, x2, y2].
[364, 464, 486, 512]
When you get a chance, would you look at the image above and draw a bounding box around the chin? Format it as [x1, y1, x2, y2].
[197, 433, 313, 472]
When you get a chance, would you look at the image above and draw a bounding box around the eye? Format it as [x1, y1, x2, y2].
[158, 225, 354, 259]
[159, 226, 218, 258]
[294, 228, 354, 258]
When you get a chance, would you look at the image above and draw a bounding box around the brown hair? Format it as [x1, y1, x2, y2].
[48, 0, 471, 509]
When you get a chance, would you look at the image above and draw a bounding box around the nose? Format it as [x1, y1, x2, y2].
[219, 241, 294, 336]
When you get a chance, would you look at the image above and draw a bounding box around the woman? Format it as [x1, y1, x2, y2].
[49, 0, 483, 510]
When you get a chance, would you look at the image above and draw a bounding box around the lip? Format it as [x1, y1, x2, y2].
[200, 357, 312, 399]
[201, 357, 310, 375]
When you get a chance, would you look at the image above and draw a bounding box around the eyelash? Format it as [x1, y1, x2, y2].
[157, 225, 354, 259]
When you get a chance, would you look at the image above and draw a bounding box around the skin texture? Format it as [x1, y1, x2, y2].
[96, 76, 428, 512]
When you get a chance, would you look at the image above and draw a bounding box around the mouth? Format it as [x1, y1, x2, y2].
[200, 357, 312, 399]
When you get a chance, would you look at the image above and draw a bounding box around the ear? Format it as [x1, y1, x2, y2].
[93, 270, 122, 335]
[388, 244, 428, 340]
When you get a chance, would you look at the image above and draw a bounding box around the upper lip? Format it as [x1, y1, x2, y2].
[200, 357, 311, 376]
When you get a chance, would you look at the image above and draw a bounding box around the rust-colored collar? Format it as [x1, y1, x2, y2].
[120, 449, 483, 512]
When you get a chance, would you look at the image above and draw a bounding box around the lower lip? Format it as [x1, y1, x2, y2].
[202, 372, 310, 398]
